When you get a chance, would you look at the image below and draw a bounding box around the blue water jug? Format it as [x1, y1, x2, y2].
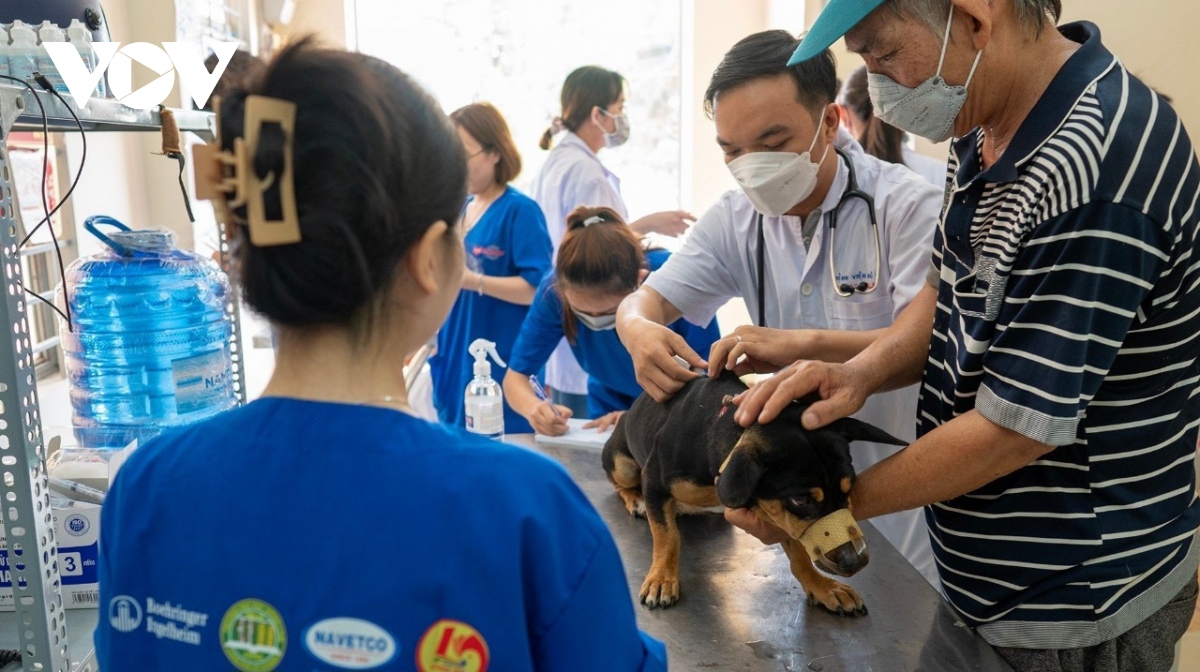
[59, 216, 237, 446]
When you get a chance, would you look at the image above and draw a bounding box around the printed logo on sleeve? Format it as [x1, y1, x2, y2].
[415, 619, 489, 672]
[108, 595, 143, 633]
[303, 617, 397, 669]
[220, 599, 287, 672]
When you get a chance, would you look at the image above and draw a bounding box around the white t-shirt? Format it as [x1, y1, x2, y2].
[645, 129, 944, 586]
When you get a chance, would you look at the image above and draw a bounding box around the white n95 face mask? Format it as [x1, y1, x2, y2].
[576, 312, 617, 331]
[727, 121, 829, 217]
[866, 5, 982, 143]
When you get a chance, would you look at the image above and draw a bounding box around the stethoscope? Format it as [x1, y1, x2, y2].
[754, 147, 882, 327]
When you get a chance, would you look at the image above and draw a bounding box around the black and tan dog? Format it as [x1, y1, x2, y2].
[602, 371, 906, 613]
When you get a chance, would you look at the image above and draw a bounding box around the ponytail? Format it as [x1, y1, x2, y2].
[539, 117, 564, 151]
[556, 206, 645, 344]
[861, 116, 905, 165]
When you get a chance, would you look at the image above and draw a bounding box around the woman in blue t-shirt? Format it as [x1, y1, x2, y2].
[430, 102, 552, 434]
[95, 41, 665, 672]
[504, 206, 720, 435]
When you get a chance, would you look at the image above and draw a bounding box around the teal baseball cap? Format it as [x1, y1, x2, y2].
[788, 0, 887, 65]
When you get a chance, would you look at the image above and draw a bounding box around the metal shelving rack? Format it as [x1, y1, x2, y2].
[0, 83, 234, 672]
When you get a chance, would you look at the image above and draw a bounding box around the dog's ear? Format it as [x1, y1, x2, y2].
[826, 417, 908, 447]
[717, 448, 765, 509]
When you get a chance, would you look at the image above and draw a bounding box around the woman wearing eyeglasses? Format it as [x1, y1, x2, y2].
[429, 102, 553, 435]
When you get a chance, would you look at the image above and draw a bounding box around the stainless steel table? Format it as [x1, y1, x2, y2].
[513, 434, 1013, 672]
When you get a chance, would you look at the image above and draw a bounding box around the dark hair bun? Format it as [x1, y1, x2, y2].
[218, 37, 467, 327]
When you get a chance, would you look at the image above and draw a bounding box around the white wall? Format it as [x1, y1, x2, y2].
[1060, 0, 1200, 135]
[62, 0, 196, 257]
[282, 0, 350, 47]
[685, 0, 769, 215]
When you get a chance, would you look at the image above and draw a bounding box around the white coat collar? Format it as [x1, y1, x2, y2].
[815, 126, 862, 217]
[558, 131, 621, 190]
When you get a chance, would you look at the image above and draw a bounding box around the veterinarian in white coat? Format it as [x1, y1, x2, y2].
[532, 65, 692, 418]
[617, 32, 942, 587]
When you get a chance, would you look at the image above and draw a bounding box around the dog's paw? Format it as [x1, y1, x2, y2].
[616, 490, 647, 518]
[805, 580, 867, 617]
[639, 571, 680, 609]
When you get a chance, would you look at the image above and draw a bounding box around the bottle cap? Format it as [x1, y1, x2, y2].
[468, 338, 506, 378]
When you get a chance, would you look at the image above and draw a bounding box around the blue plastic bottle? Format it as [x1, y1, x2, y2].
[59, 216, 237, 446]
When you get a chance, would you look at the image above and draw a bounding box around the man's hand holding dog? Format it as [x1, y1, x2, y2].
[619, 316, 706, 402]
[733, 359, 872, 430]
[617, 287, 707, 402]
[724, 508, 790, 545]
[707, 326, 816, 378]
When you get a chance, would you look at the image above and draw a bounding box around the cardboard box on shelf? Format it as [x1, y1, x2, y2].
[0, 501, 101, 610]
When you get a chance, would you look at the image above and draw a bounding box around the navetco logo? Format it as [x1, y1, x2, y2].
[304, 618, 397, 669]
[44, 42, 237, 110]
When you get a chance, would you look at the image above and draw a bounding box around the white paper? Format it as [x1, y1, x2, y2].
[533, 418, 615, 450]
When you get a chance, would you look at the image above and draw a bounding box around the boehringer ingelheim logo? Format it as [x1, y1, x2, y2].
[44, 42, 237, 111]
[108, 595, 143, 633]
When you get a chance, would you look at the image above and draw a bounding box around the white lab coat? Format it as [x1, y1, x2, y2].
[902, 145, 949, 189]
[529, 132, 629, 397]
[645, 128, 942, 587]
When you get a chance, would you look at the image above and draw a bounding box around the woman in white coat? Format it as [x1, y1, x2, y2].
[531, 65, 693, 417]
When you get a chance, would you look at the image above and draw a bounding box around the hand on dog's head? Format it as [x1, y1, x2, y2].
[716, 403, 906, 515]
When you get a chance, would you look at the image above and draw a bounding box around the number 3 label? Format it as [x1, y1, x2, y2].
[61, 552, 81, 577]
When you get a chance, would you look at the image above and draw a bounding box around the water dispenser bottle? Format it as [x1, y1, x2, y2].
[59, 216, 237, 446]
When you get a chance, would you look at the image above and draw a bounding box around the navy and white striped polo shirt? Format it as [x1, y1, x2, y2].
[921, 21, 1200, 648]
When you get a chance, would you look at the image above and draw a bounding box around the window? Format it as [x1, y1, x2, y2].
[175, 0, 250, 48]
[353, 0, 683, 219]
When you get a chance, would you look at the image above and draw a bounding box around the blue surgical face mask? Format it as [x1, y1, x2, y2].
[576, 311, 617, 331]
[866, 5, 983, 143]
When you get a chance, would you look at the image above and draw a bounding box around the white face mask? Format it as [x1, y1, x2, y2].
[866, 5, 983, 143]
[596, 108, 631, 148]
[576, 312, 617, 331]
[726, 119, 829, 217]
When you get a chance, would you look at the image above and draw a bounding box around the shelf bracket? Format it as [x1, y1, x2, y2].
[0, 132, 71, 670]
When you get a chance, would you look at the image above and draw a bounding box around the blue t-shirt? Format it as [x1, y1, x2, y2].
[508, 249, 720, 418]
[431, 186, 553, 434]
[95, 398, 666, 671]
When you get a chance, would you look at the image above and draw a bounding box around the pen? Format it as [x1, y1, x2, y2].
[529, 375, 564, 420]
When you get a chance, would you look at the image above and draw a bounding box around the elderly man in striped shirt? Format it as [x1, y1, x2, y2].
[729, 1, 1200, 670]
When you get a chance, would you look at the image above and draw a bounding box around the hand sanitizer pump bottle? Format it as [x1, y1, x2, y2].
[465, 338, 506, 440]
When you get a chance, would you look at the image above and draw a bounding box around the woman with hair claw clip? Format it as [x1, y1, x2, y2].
[95, 39, 666, 672]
